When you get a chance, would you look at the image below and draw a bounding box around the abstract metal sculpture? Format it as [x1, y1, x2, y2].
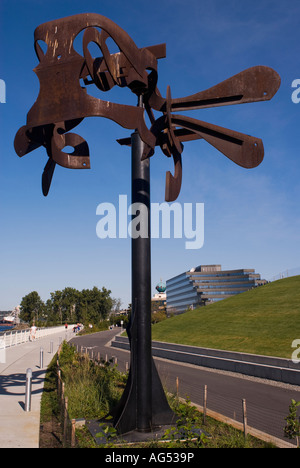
[14, 13, 280, 437]
[14, 13, 280, 201]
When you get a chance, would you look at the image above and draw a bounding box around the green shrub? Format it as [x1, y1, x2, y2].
[58, 342, 126, 420]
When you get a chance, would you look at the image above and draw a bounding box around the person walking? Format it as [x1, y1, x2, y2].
[30, 323, 37, 341]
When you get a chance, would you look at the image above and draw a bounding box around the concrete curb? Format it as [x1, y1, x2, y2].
[112, 336, 300, 386]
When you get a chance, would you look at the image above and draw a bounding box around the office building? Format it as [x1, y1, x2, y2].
[166, 265, 263, 315]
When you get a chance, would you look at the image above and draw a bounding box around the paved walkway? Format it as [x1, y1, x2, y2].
[0, 328, 74, 448]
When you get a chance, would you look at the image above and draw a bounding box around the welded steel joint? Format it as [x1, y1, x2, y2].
[14, 13, 281, 200]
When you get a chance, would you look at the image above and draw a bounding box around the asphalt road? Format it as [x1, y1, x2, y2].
[70, 329, 300, 445]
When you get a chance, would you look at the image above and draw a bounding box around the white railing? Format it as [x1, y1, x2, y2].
[1, 325, 76, 349]
[269, 267, 300, 282]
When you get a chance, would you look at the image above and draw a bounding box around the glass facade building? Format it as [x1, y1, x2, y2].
[166, 265, 262, 315]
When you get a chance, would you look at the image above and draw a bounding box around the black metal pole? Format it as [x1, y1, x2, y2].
[131, 95, 152, 432]
[111, 96, 175, 437]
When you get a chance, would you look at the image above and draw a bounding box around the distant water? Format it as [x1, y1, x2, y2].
[0, 325, 14, 333]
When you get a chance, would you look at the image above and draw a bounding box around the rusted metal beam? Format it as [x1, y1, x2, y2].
[148, 66, 281, 112]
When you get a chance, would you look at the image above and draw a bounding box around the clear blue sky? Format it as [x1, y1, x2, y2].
[0, 0, 299, 310]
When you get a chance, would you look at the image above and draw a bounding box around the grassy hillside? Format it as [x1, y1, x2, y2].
[152, 276, 300, 359]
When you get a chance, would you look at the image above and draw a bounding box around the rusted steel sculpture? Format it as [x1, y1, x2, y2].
[14, 13, 280, 438]
[14, 13, 280, 200]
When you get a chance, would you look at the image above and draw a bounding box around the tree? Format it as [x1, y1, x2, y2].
[78, 287, 112, 325]
[20, 285, 113, 326]
[151, 308, 167, 324]
[48, 290, 63, 325]
[61, 287, 80, 323]
[47, 288, 80, 324]
[20, 291, 44, 324]
[110, 297, 122, 317]
[151, 298, 167, 324]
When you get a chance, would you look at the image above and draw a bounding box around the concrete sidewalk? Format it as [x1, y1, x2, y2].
[0, 328, 74, 448]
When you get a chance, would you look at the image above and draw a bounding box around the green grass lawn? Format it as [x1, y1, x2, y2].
[152, 276, 300, 359]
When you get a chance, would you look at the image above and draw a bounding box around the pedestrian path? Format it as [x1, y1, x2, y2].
[0, 327, 74, 448]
